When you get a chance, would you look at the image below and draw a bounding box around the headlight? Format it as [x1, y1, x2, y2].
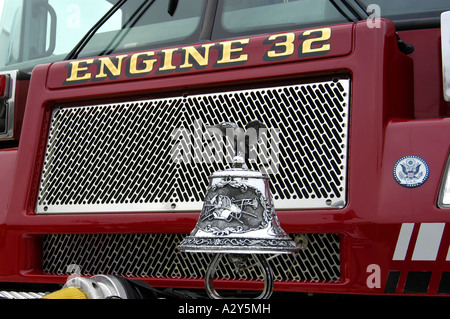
[438, 155, 450, 208]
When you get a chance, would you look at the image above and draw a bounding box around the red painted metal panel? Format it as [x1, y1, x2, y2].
[0, 19, 448, 296]
[47, 23, 353, 90]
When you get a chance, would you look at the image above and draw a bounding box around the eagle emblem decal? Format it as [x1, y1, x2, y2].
[393, 155, 429, 188]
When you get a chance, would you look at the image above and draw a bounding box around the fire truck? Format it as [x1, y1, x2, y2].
[0, 0, 450, 299]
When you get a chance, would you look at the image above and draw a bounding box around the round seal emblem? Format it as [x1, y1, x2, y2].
[393, 155, 429, 188]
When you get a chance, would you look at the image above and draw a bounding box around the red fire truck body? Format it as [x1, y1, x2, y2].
[0, 0, 449, 297]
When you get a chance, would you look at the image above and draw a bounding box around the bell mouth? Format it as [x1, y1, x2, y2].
[178, 234, 299, 255]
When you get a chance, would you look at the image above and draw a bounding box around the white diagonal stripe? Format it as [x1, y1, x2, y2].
[393, 223, 414, 261]
[412, 223, 445, 261]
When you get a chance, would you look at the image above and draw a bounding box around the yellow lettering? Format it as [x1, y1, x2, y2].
[129, 52, 157, 74]
[216, 39, 249, 65]
[180, 44, 214, 69]
[266, 33, 295, 59]
[95, 54, 128, 79]
[65, 59, 94, 82]
[158, 48, 178, 71]
[301, 28, 331, 54]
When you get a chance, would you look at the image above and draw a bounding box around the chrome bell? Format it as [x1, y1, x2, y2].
[178, 121, 299, 299]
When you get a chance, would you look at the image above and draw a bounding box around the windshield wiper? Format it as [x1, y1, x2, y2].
[341, 0, 368, 20]
[65, 0, 127, 60]
[329, 0, 368, 23]
[66, 0, 160, 60]
[100, 0, 157, 56]
[168, 0, 179, 16]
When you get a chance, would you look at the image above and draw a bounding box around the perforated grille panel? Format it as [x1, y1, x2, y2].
[42, 233, 340, 282]
[36, 78, 350, 213]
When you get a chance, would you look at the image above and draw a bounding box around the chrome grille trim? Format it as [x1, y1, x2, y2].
[37, 78, 350, 214]
[42, 233, 341, 282]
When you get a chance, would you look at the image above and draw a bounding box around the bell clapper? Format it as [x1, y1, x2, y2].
[205, 253, 274, 299]
[227, 254, 250, 275]
[237, 253, 282, 273]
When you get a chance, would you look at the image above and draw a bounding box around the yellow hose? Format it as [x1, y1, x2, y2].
[41, 287, 87, 299]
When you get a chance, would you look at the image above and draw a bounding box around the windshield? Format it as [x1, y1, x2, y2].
[1, 0, 450, 73]
[75, 0, 207, 59]
[211, 0, 349, 40]
[0, 0, 120, 72]
[358, 0, 450, 20]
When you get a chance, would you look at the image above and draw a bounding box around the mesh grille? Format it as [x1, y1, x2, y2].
[42, 233, 340, 282]
[36, 78, 350, 213]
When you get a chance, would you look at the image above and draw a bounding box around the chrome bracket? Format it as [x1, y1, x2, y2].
[442, 11, 450, 101]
